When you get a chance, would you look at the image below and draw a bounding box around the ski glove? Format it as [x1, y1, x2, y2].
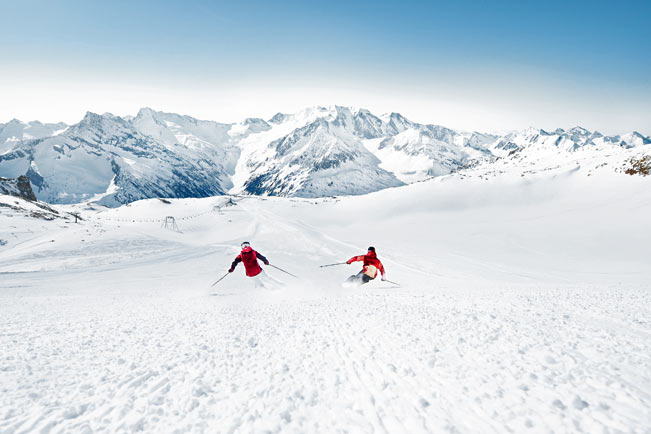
[228, 268, 234, 273]
[263, 260, 270, 265]
[381, 275, 386, 281]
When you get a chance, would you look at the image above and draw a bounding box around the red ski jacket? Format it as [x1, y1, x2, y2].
[347, 251, 385, 279]
[230, 247, 269, 277]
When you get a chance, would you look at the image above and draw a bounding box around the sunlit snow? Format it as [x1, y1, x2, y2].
[1, 166, 650, 433]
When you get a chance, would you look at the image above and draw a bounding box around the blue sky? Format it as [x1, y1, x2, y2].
[1, 0, 650, 134]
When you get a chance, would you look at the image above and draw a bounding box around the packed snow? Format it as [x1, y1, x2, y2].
[1, 168, 650, 433]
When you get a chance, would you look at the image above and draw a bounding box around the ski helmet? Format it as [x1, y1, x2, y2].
[367, 246, 375, 252]
[241, 241, 251, 248]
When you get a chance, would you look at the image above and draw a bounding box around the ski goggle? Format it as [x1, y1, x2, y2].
[241, 242, 251, 248]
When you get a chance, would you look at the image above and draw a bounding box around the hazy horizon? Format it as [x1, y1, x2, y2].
[3, 104, 651, 138]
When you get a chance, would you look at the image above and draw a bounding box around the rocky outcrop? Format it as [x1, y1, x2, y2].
[0, 175, 37, 201]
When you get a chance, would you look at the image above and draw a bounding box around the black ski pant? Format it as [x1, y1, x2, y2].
[346, 271, 373, 285]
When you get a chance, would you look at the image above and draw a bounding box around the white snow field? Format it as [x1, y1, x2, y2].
[1, 168, 651, 433]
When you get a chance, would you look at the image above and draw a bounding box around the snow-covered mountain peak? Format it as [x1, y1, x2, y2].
[70, 111, 133, 139]
[131, 109, 183, 147]
[297, 105, 338, 121]
[567, 126, 591, 135]
[521, 126, 541, 137]
[133, 107, 178, 124]
[353, 107, 374, 118]
[268, 112, 288, 124]
[136, 107, 156, 117]
[243, 117, 271, 132]
[77, 111, 121, 127]
[228, 118, 271, 138]
[0, 119, 68, 151]
[620, 131, 651, 148]
[380, 112, 415, 135]
[133, 107, 173, 128]
[269, 105, 340, 128]
[330, 106, 357, 129]
[81, 111, 104, 121]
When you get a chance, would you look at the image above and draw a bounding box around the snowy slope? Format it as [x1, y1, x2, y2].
[1, 166, 650, 433]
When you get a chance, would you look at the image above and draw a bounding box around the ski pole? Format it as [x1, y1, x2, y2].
[211, 272, 230, 287]
[268, 264, 297, 278]
[383, 279, 401, 287]
[319, 262, 347, 268]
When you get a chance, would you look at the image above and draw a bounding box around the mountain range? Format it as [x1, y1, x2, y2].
[0, 106, 649, 206]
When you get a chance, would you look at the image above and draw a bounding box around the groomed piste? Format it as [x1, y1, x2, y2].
[1, 166, 650, 433]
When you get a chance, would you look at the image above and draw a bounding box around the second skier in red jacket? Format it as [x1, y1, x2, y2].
[344, 246, 386, 286]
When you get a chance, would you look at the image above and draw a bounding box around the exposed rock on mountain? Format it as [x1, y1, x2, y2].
[0, 175, 37, 201]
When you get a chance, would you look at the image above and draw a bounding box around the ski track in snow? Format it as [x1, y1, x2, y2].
[1, 174, 651, 433]
[2, 282, 651, 433]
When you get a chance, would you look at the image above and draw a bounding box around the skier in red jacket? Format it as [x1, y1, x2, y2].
[229, 242, 284, 288]
[344, 246, 386, 286]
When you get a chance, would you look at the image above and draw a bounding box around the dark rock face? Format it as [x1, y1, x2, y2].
[16, 176, 37, 201]
[0, 175, 37, 201]
[624, 155, 651, 176]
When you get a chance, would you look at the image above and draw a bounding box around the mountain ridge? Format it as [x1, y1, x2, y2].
[1, 106, 649, 206]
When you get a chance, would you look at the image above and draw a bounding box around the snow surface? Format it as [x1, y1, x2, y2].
[1, 168, 651, 433]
